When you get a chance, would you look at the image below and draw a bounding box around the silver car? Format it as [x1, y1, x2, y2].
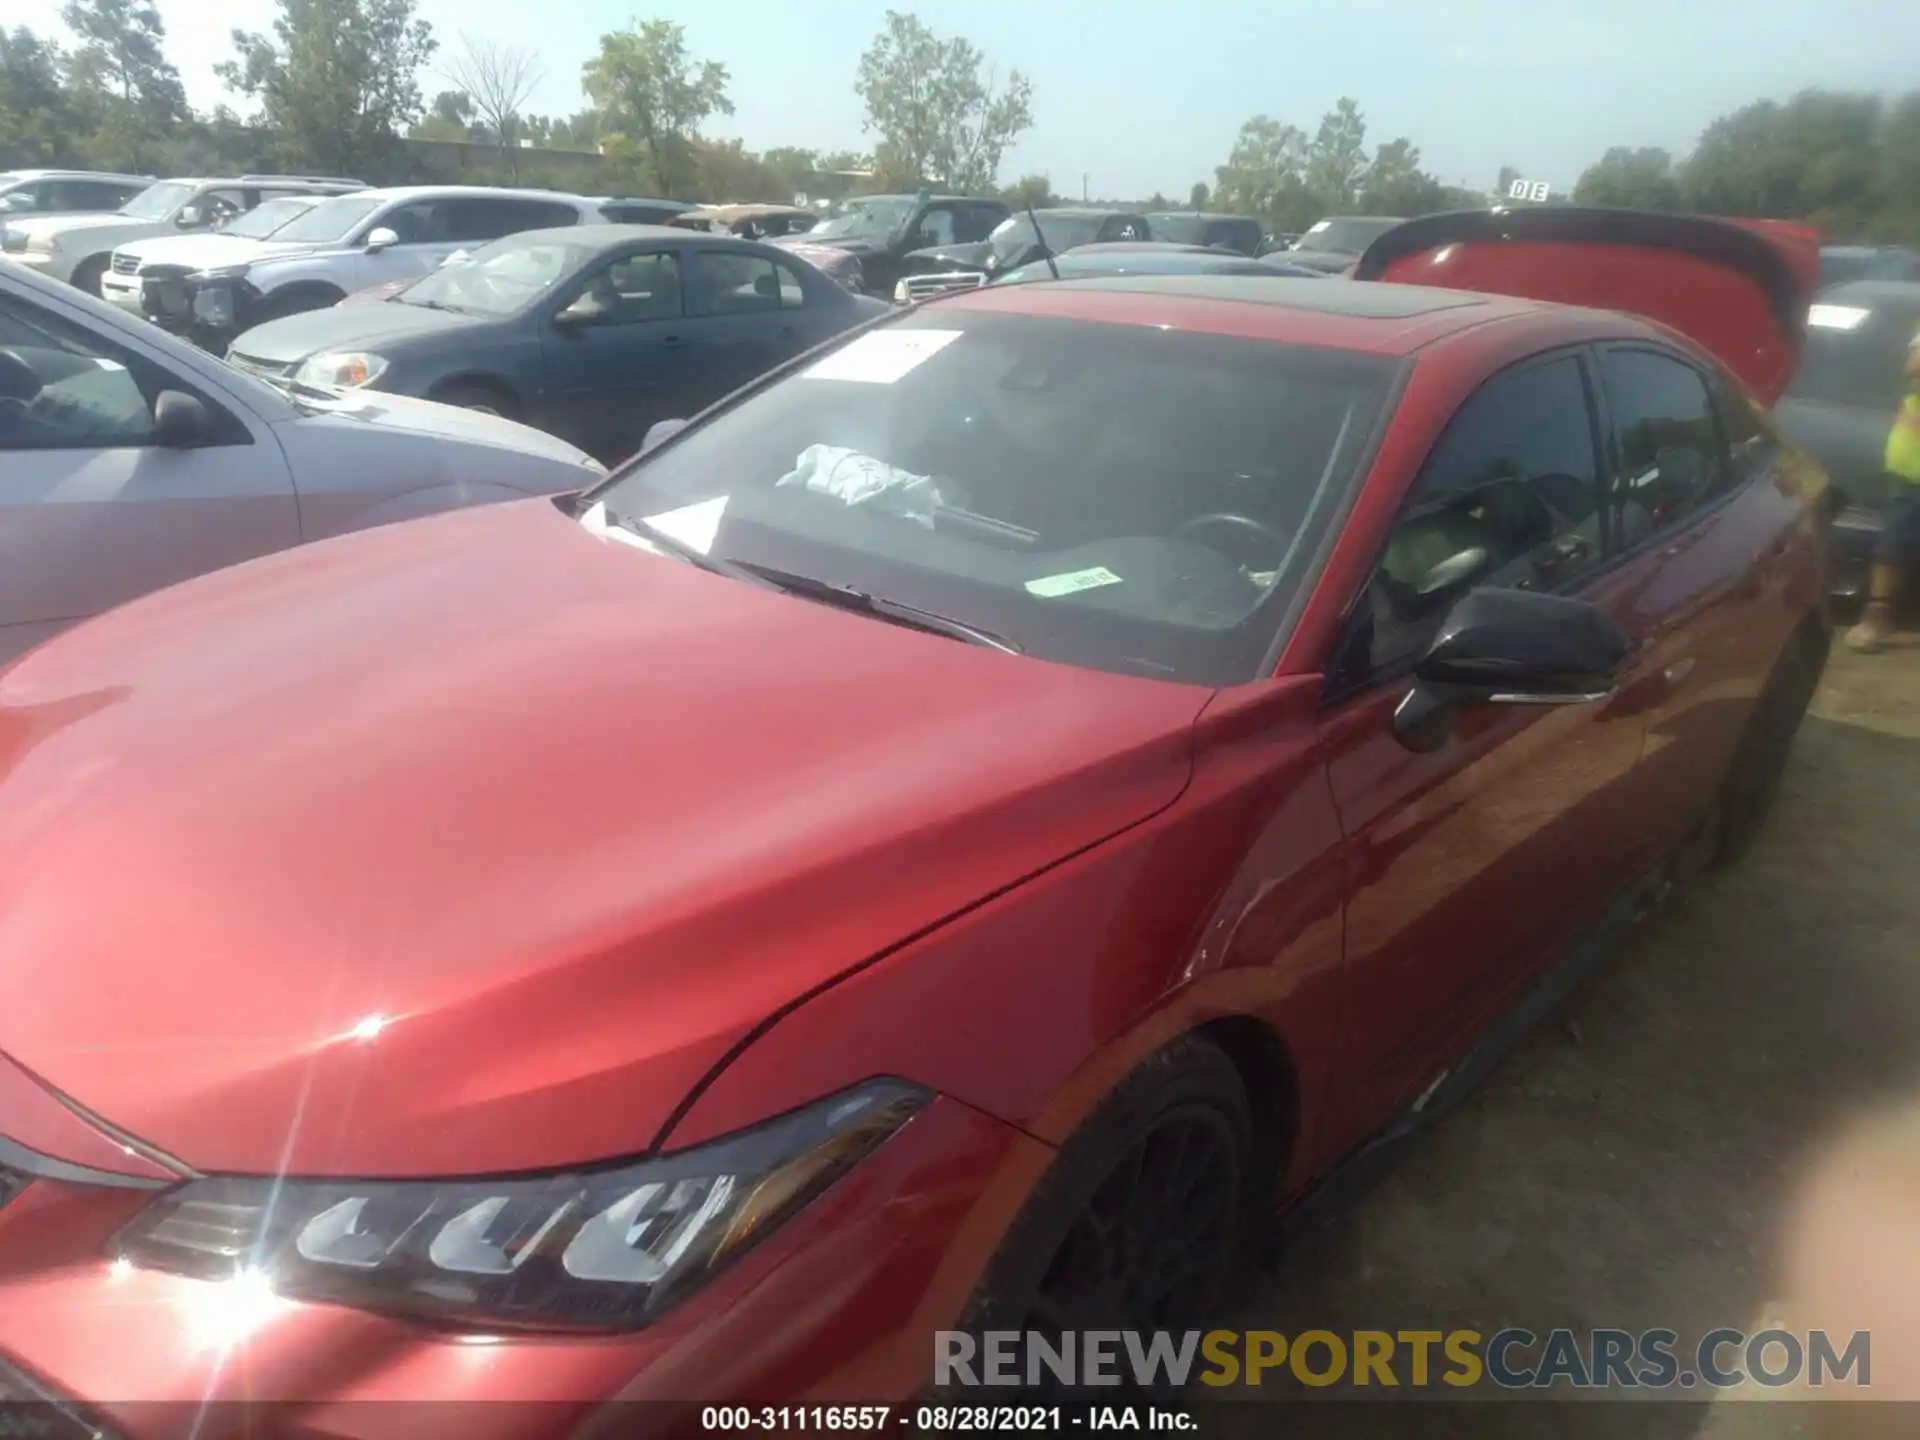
[0, 249, 604, 666]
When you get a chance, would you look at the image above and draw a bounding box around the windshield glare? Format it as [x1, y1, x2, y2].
[810, 199, 915, 240]
[220, 199, 316, 240]
[269, 196, 383, 244]
[988, 214, 1108, 265]
[1302, 218, 1399, 253]
[1787, 310, 1920, 412]
[597, 310, 1395, 684]
[401, 237, 585, 314]
[119, 182, 196, 221]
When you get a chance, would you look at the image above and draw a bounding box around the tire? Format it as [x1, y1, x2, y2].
[70, 255, 109, 297]
[432, 382, 517, 420]
[1711, 620, 1828, 867]
[941, 1037, 1251, 1402]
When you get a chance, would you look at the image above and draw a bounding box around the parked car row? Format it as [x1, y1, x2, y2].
[0, 206, 1838, 1423]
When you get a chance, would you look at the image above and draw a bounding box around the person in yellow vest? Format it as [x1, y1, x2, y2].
[1846, 330, 1920, 653]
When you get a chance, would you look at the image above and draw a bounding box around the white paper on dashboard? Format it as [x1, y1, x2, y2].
[802, 329, 963, 384]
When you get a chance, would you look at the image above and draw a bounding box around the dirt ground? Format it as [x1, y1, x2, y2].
[1213, 640, 1920, 1438]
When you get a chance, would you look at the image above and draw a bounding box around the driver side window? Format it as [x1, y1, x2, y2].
[1333, 353, 1606, 692]
[0, 293, 159, 450]
[917, 207, 958, 247]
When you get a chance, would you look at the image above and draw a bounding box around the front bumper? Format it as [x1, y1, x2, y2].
[0, 1096, 1043, 1433]
[97, 270, 149, 318]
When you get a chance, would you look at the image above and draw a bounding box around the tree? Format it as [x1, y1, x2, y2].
[760, 145, 818, 199]
[0, 27, 77, 165]
[1305, 97, 1369, 212]
[1359, 136, 1446, 216]
[1188, 181, 1210, 210]
[581, 21, 731, 198]
[441, 34, 541, 179]
[854, 11, 1033, 193]
[1212, 115, 1310, 223]
[59, 0, 187, 170]
[216, 0, 437, 179]
[412, 87, 474, 140]
[1004, 172, 1055, 208]
[1682, 90, 1884, 235]
[1573, 146, 1682, 211]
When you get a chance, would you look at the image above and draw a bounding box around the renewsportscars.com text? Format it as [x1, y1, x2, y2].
[935, 1328, 1871, 1391]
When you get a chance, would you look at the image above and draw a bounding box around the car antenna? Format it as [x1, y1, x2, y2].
[1026, 201, 1061, 280]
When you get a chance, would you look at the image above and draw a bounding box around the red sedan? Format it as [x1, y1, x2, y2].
[0, 210, 1828, 1426]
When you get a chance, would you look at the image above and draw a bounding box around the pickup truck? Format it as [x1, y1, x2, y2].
[770, 192, 1011, 297]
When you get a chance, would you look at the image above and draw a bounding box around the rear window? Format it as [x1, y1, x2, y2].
[1788, 302, 1920, 413]
[1302, 217, 1403, 253]
[596, 310, 1399, 685]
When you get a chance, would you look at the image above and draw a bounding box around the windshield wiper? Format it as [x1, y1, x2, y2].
[731, 561, 1021, 654]
[404, 297, 464, 313]
[598, 508, 785, 591]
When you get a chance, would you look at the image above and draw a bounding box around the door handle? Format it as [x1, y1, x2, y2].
[661, 335, 688, 348]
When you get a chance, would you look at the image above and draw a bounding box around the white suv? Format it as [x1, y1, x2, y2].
[157, 186, 649, 350]
[98, 194, 331, 322]
[3, 174, 364, 294]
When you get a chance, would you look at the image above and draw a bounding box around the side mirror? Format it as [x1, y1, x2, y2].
[175, 205, 204, 229]
[363, 226, 399, 253]
[151, 390, 211, 449]
[1392, 587, 1632, 753]
[1418, 587, 1632, 701]
[640, 418, 688, 454]
[554, 294, 610, 328]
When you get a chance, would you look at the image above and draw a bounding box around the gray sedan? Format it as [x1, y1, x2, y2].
[228, 225, 891, 464]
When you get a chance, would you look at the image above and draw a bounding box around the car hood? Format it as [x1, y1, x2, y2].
[280, 385, 603, 468]
[1353, 207, 1821, 404]
[120, 231, 315, 270]
[231, 300, 485, 365]
[12, 211, 141, 242]
[0, 500, 1204, 1179]
[903, 241, 996, 275]
[774, 233, 882, 257]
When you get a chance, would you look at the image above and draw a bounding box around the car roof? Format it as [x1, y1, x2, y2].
[1816, 279, 1920, 307]
[1146, 211, 1257, 223]
[343, 185, 602, 204]
[486, 223, 779, 250]
[2, 169, 151, 183]
[1028, 206, 1140, 218]
[937, 273, 1569, 355]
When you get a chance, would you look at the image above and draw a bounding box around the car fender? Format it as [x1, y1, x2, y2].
[250, 250, 354, 297]
[657, 678, 1347, 1197]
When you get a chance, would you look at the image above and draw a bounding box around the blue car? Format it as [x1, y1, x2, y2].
[993, 242, 1329, 285]
[227, 225, 891, 463]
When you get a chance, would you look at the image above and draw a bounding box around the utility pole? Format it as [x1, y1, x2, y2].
[1082, 173, 1089, 202]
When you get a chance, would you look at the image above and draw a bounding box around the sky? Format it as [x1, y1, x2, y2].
[16, 0, 1920, 200]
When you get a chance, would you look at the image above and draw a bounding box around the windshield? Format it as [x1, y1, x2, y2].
[269, 196, 383, 244]
[400, 235, 590, 315]
[594, 310, 1396, 684]
[0, 190, 35, 214]
[119, 182, 196, 221]
[1148, 216, 1210, 245]
[809, 198, 916, 241]
[1300, 217, 1402, 253]
[987, 213, 1112, 267]
[1787, 303, 1920, 412]
[218, 198, 317, 240]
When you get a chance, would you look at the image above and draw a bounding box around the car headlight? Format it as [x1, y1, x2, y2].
[193, 285, 235, 325]
[295, 351, 390, 388]
[114, 1079, 925, 1330]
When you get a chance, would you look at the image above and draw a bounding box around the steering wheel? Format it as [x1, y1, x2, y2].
[1171, 511, 1289, 567]
[0, 348, 42, 404]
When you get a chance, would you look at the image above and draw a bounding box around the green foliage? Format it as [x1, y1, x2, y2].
[1188, 181, 1210, 210]
[0, 27, 79, 165]
[1572, 147, 1682, 210]
[581, 21, 731, 199]
[1003, 173, 1056, 208]
[854, 11, 1033, 193]
[215, 0, 437, 179]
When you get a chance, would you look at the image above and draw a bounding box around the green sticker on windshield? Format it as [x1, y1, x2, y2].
[1025, 566, 1123, 598]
